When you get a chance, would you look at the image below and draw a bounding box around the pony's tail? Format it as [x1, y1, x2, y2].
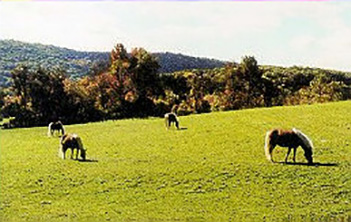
[58, 135, 64, 159]
[58, 134, 67, 159]
[292, 128, 314, 151]
[264, 130, 273, 162]
[47, 122, 53, 137]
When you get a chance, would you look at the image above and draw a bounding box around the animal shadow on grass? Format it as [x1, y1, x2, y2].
[178, 127, 188, 131]
[279, 162, 338, 167]
[77, 159, 98, 163]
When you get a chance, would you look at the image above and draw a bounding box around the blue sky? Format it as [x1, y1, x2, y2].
[1, 1, 351, 71]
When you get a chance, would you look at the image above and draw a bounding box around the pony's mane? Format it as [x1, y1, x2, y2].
[292, 128, 313, 151]
[74, 134, 86, 159]
[73, 134, 85, 151]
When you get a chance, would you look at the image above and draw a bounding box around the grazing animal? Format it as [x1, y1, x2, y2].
[59, 133, 86, 160]
[264, 128, 313, 164]
[164, 112, 179, 130]
[48, 121, 65, 137]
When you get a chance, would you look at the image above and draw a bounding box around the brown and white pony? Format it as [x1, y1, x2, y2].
[59, 133, 86, 160]
[264, 128, 313, 164]
[164, 112, 179, 130]
[48, 121, 65, 137]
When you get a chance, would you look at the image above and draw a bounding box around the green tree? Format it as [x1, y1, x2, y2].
[129, 47, 161, 97]
[109, 44, 161, 116]
[8, 65, 70, 126]
[11, 65, 31, 108]
[285, 74, 345, 105]
[238, 56, 264, 107]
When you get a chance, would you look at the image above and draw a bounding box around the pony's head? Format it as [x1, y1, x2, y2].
[74, 135, 86, 161]
[304, 148, 313, 165]
[80, 148, 87, 161]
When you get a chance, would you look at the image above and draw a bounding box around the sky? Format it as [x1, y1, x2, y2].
[1, 1, 351, 71]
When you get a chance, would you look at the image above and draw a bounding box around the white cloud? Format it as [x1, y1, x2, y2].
[1, 1, 351, 71]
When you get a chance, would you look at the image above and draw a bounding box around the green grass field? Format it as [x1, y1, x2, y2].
[1, 101, 351, 221]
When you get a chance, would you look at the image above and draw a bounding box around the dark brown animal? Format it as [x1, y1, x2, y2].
[48, 121, 65, 137]
[164, 112, 179, 130]
[264, 128, 313, 164]
[59, 133, 86, 160]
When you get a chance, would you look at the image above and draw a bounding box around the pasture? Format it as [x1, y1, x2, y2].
[1, 101, 351, 221]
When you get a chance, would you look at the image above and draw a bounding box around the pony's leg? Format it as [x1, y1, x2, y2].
[293, 148, 297, 162]
[70, 148, 74, 159]
[285, 148, 292, 163]
[270, 145, 275, 162]
[165, 118, 169, 130]
[76, 149, 79, 160]
[175, 120, 179, 130]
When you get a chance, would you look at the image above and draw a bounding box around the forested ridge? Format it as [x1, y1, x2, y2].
[0, 40, 225, 86]
[1, 42, 351, 127]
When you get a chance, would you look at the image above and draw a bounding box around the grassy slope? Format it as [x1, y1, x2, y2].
[1, 101, 351, 221]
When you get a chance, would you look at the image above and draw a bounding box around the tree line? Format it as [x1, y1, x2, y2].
[1, 43, 351, 127]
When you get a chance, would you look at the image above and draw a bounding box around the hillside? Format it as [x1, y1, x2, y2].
[153, 52, 226, 73]
[0, 40, 109, 86]
[0, 40, 225, 86]
[1, 101, 351, 220]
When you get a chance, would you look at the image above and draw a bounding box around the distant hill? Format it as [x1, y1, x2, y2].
[0, 40, 226, 87]
[0, 40, 109, 86]
[153, 52, 226, 73]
